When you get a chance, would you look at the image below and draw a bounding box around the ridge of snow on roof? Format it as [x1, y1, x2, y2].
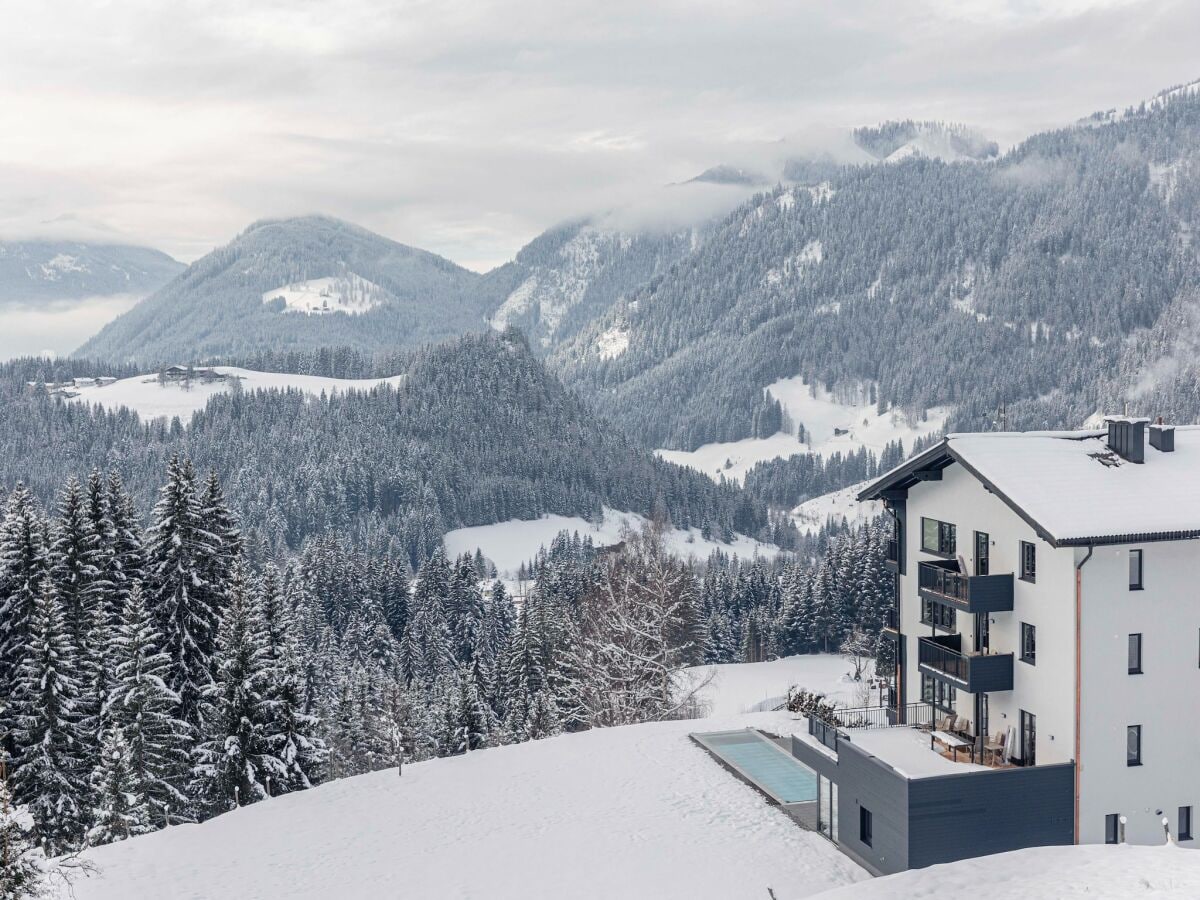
[947, 428, 1200, 544]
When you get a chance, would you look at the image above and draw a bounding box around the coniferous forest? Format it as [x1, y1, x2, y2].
[0, 456, 890, 873]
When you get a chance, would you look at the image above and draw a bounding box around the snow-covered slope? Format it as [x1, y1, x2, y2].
[64, 366, 406, 422]
[791, 482, 880, 535]
[443, 506, 781, 578]
[57, 708, 866, 900]
[688, 654, 875, 717]
[0, 240, 182, 303]
[657, 379, 949, 484]
[261, 273, 387, 315]
[814, 844, 1199, 899]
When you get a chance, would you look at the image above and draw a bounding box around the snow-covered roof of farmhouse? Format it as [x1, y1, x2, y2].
[859, 425, 1200, 546]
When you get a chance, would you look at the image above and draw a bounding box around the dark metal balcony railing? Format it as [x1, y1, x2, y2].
[808, 715, 841, 751]
[919, 561, 969, 602]
[919, 638, 970, 682]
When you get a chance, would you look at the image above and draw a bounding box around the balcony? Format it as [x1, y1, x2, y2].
[885, 538, 899, 570]
[918, 634, 1013, 693]
[918, 561, 1013, 614]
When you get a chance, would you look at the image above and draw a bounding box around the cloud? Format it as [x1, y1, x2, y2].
[0, 0, 1197, 271]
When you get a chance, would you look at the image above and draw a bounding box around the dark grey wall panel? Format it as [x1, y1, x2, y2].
[907, 763, 1075, 868]
[834, 740, 911, 875]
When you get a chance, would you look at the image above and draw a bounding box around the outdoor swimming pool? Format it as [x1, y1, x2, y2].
[692, 729, 818, 804]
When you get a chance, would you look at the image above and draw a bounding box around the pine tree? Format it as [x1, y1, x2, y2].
[145, 456, 221, 737]
[191, 566, 271, 816]
[0, 774, 44, 899]
[10, 584, 86, 854]
[87, 728, 152, 846]
[108, 584, 191, 827]
[260, 635, 328, 794]
[49, 475, 102, 648]
[0, 485, 50, 700]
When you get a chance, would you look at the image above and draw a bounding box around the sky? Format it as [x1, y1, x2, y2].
[1, 0, 1198, 271]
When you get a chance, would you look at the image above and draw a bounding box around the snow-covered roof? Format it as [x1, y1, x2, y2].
[860, 427, 1200, 546]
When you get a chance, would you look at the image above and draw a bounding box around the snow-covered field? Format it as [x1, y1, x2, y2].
[815, 844, 1200, 899]
[443, 506, 781, 578]
[688, 654, 876, 717]
[56, 708, 867, 900]
[657, 378, 949, 484]
[791, 481, 880, 535]
[261, 273, 386, 315]
[65, 367, 407, 422]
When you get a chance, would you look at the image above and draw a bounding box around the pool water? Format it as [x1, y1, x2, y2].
[694, 730, 818, 804]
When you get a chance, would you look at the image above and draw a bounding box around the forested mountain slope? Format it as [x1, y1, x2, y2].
[4, 331, 778, 564]
[550, 83, 1200, 450]
[76, 216, 489, 365]
[0, 240, 181, 302]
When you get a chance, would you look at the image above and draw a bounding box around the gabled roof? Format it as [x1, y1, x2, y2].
[859, 428, 1200, 547]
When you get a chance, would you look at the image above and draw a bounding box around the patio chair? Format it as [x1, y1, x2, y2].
[984, 732, 1006, 766]
[954, 716, 971, 736]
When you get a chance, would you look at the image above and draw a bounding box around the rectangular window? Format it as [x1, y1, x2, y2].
[1020, 541, 1037, 582]
[1020, 622, 1036, 665]
[1129, 549, 1143, 590]
[1181, 806, 1193, 841]
[1128, 634, 1143, 675]
[921, 673, 957, 712]
[921, 517, 956, 556]
[860, 806, 873, 847]
[1105, 813, 1120, 844]
[975, 531, 990, 576]
[921, 597, 957, 632]
[1020, 710, 1037, 766]
[1127, 725, 1142, 767]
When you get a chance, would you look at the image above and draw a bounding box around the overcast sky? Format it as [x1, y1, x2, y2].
[1, 0, 1197, 271]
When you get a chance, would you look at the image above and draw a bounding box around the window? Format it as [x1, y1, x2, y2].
[1128, 634, 1143, 675]
[921, 597, 957, 631]
[1105, 814, 1120, 844]
[1127, 725, 1142, 767]
[1020, 710, 1037, 766]
[860, 806, 873, 847]
[1181, 806, 1194, 841]
[921, 673, 957, 712]
[1020, 541, 1037, 582]
[921, 517, 956, 556]
[974, 531, 990, 576]
[1129, 549, 1143, 590]
[1020, 622, 1036, 665]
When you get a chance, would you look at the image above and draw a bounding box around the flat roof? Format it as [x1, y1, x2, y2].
[847, 727, 988, 779]
[859, 427, 1200, 547]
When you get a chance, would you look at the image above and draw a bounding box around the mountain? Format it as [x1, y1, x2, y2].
[3, 330, 779, 563]
[546, 83, 1200, 454]
[851, 120, 999, 163]
[480, 220, 701, 350]
[0, 239, 182, 302]
[76, 215, 489, 365]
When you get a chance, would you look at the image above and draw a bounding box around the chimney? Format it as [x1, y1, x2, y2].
[1149, 416, 1175, 453]
[1105, 416, 1148, 464]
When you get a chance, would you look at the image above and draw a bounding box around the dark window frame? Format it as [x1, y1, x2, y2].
[921, 673, 957, 713]
[1105, 813, 1120, 844]
[1127, 725, 1142, 767]
[1128, 633, 1143, 675]
[1129, 549, 1144, 591]
[1020, 622, 1036, 665]
[1019, 540, 1037, 583]
[974, 531, 990, 576]
[860, 806, 873, 847]
[1181, 806, 1193, 842]
[921, 597, 957, 632]
[921, 517, 957, 557]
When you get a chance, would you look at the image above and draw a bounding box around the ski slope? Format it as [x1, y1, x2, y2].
[64, 367, 407, 423]
[657, 379, 948, 484]
[261, 274, 386, 315]
[443, 506, 781, 578]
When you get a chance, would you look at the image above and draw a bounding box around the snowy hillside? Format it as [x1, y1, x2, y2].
[55, 708, 867, 900]
[688, 654, 875, 717]
[443, 506, 781, 578]
[0, 240, 182, 303]
[791, 482, 880, 535]
[657, 379, 948, 484]
[813, 844, 1199, 899]
[261, 273, 387, 315]
[64, 366, 406, 422]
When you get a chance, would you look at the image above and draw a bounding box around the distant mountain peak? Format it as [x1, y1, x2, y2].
[853, 120, 999, 163]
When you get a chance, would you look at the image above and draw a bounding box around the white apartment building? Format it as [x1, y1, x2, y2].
[863, 417, 1196, 850]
